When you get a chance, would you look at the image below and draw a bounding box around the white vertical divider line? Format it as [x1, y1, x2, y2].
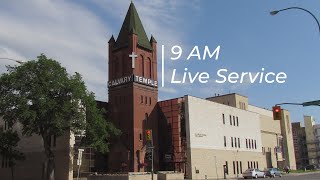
[161, 45, 165, 87]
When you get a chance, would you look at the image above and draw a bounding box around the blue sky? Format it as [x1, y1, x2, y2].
[0, 0, 319, 124]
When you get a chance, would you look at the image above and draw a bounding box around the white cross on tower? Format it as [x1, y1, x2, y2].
[129, 52, 138, 69]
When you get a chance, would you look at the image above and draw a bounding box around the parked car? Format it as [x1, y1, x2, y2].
[264, 168, 282, 178]
[242, 168, 266, 179]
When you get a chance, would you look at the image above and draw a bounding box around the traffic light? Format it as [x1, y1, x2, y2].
[273, 106, 282, 120]
[146, 129, 152, 141]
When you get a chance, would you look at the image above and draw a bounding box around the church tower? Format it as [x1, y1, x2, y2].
[107, 2, 158, 172]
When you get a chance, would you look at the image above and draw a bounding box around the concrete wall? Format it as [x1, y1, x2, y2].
[157, 171, 184, 180]
[87, 173, 157, 180]
[0, 117, 74, 180]
[248, 105, 283, 167]
[184, 95, 264, 179]
[206, 93, 248, 110]
[187, 148, 266, 179]
[304, 116, 318, 166]
[280, 110, 296, 170]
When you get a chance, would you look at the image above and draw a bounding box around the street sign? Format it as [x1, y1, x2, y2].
[77, 148, 85, 165]
[165, 154, 172, 160]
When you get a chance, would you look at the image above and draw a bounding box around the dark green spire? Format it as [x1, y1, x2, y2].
[116, 2, 152, 50]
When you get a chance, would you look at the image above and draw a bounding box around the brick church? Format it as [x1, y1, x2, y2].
[106, 2, 186, 173]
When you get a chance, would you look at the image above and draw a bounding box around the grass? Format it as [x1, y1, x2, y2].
[287, 169, 320, 174]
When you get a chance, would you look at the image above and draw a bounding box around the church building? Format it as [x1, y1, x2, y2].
[107, 2, 159, 173]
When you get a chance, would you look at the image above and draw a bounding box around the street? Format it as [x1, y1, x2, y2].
[237, 172, 320, 180]
[272, 172, 320, 180]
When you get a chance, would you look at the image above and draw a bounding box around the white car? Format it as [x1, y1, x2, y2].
[242, 168, 266, 179]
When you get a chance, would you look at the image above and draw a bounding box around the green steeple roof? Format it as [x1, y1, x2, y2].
[115, 2, 152, 50]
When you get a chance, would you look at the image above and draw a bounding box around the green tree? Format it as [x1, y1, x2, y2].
[0, 54, 120, 180]
[0, 129, 25, 180]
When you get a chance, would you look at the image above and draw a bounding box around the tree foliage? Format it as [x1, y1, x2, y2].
[0, 129, 25, 166]
[0, 54, 120, 179]
[0, 129, 25, 180]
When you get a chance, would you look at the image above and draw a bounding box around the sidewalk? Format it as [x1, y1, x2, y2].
[282, 170, 320, 177]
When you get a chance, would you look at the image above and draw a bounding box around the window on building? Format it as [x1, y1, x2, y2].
[1, 155, 9, 168]
[145, 96, 147, 104]
[234, 137, 237, 148]
[246, 139, 248, 148]
[145, 113, 149, 122]
[51, 135, 56, 147]
[233, 116, 235, 126]
[253, 161, 256, 168]
[249, 139, 251, 149]
[251, 161, 253, 169]
[240, 161, 243, 173]
[225, 161, 229, 175]
[236, 117, 239, 126]
[251, 139, 254, 149]
[256, 161, 259, 169]
[230, 115, 232, 125]
[238, 138, 240, 148]
[141, 95, 143, 103]
[231, 137, 233, 147]
[4, 121, 8, 131]
[222, 114, 225, 124]
[233, 161, 236, 175]
[139, 133, 142, 141]
[236, 161, 239, 175]
[254, 140, 257, 149]
[247, 161, 250, 169]
[224, 136, 226, 147]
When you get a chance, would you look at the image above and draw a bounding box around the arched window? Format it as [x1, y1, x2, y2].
[146, 58, 152, 79]
[140, 55, 144, 77]
[115, 57, 119, 78]
[122, 55, 126, 76]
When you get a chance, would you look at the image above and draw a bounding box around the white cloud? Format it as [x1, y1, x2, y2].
[0, 0, 110, 101]
[0, 0, 192, 101]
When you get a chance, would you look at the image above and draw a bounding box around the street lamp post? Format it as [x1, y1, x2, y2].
[270, 7, 320, 35]
[0, 57, 25, 64]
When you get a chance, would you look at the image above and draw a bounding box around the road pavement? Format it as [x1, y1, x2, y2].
[236, 171, 320, 180]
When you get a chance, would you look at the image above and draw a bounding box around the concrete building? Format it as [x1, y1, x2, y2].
[185, 95, 264, 179]
[157, 94, 296, 179]
[0, 116, 74, 180]
[292, 122, 308, 168]
[304, 116, 320, 167]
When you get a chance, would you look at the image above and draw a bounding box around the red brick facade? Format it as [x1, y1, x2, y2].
[107, 3, 158, 172]
[158, 98, 187, 174]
